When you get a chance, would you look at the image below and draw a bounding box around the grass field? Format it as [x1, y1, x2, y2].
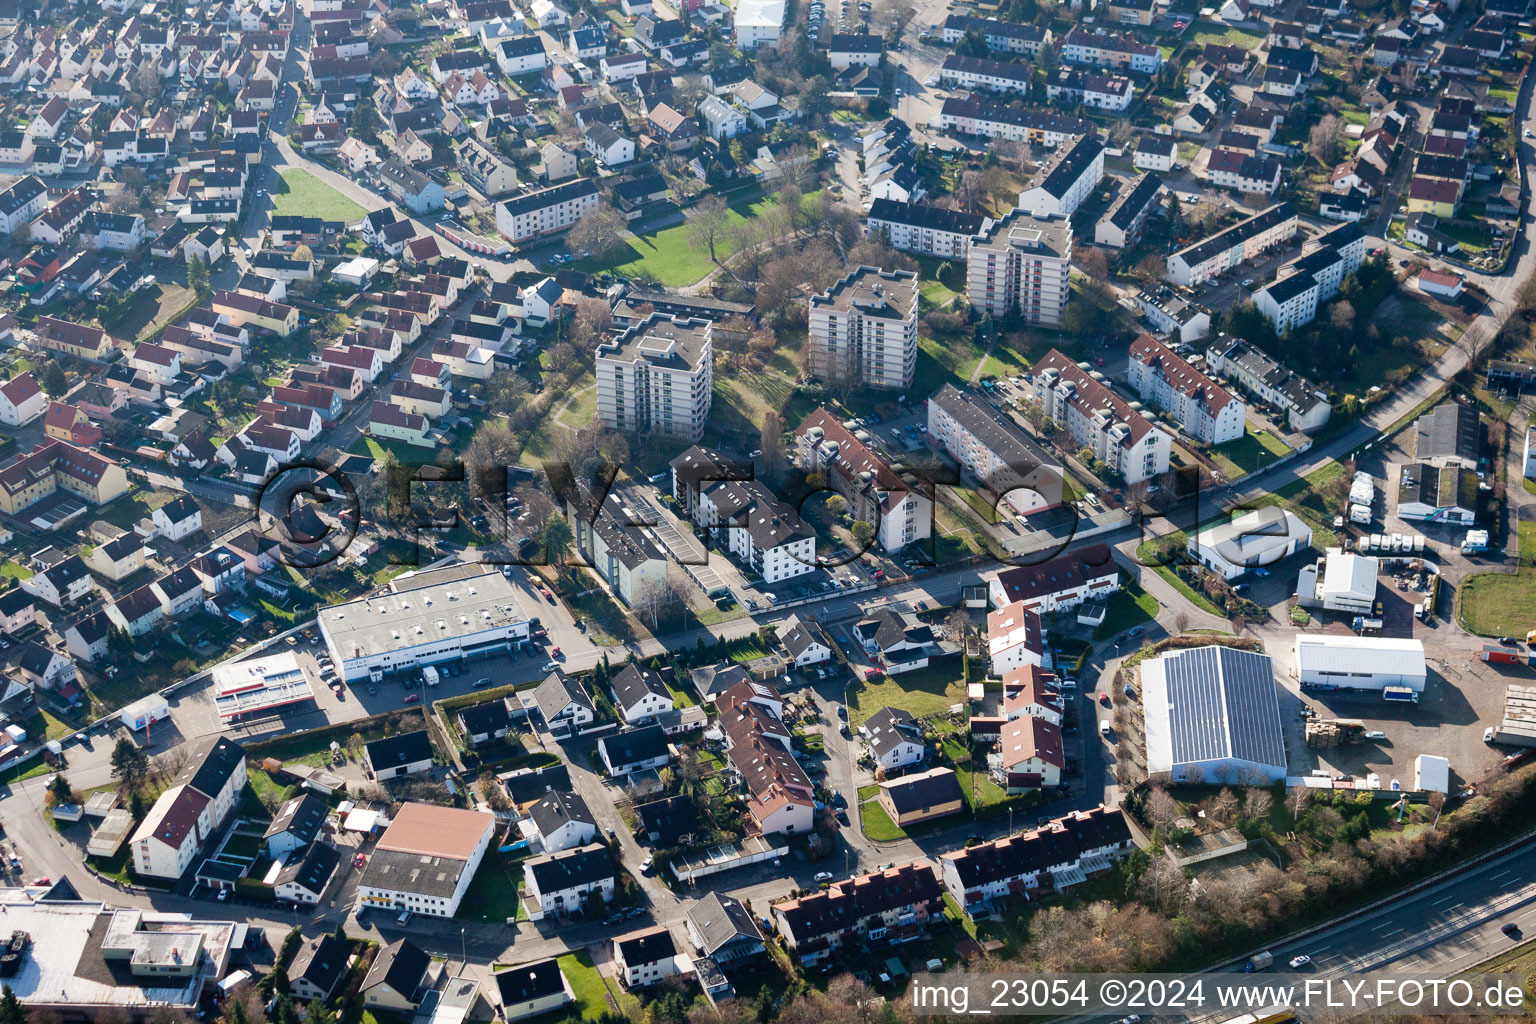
[846, 660, 965, 725]
[573, 190, 820, 288]
[1096, 582, 1160, 638]
[1209, 425, 1292, 478]
[1189, 23, 1264, 48]
[1459, 570, 1536, 636]
[859, 794, 906, 841]
[272, 168, 368, 222]
[462, 851, 527, 924]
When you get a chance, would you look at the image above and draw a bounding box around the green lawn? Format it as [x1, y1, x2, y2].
[0, 560, 33, 581]
[1189, 24, 1264, 49]
[272, 168, 368, 223]
[553, 951, 640, 1019]
[846, 660, 965, 725]
[953, 484, 1003, 524]
[1442, 221, 1494, 254]
[1459, 571, 1536, 636]
[571, 190, 820, 288]
[915, 256, 967, 308]
[1095, 582, 1160, 638]
[1209, 426, 1292, 478]
[462, 851, 527, 924]
[859, 796, 906, 841]
[1521, 522, 1536, 566]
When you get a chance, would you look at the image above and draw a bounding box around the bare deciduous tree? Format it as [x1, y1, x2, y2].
[686, 195, 731, 262]
[1148, 786, 1179, 833]
[569, 205, 628, 262]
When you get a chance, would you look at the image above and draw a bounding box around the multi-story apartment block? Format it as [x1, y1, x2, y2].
[1043, 68, 1134, 111]
[1166, 203, 1299, 287]
[669, 447, 816, 584]
[807, 266, 919, 390]
[796, 408, 932, 551]
[1127, 334, 1245, 444]
[1205, 335, 1330, 433]
[939, 54, 1032, 94]
[940, 807, 1133, 915]
[925, 383, 1065, 513]
[1060, 26, 1163, 73]
[940, 98, 1092, 146]
[966, 211, 1073, 325]
[1094, 172, 1163, 249]
[1031, 349, 1172, 484]
[1017, 134, 1104, 218]
[494, 179, 600, 243]
[1253, 221, 1368, 333]
[564, 482, 669, 607]
[940, 14, 1052, 57]
[866, 199, 992, 259]
[771, 863, 944, 964]
[129, 737, 247, 879]
[596, 313, 714, 439]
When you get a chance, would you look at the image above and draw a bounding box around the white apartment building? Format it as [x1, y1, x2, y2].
[1127, 333, 1245, 444]
[1060, 26, 1163, 72]
[1207, 149, 1284, 196]
[129, 737, 247, 879]
[986, 600, 1045, 675]
[796, 408, 933, 552]
[939, 54, 1032, 94]
[966, 211, 1073, 326]
[1204, 334, 1332, 434]
[939, 97, 1093, 147]
[1253, 221, 1369, 333]
[1094, 172, 1163, 249]
[807, 266, 919, 390]
[495, 178, 600, 243]
[941, 14, 1051, 56]
[1043, 69, 1135, 112]
[866, 199, 992, 259]
[735, 0, 785, 48]
[925, 382, 1065, 515]
[1030, 349, 1172, 484]
[1017, 134, 1104, 219]
[595, 312, 714, 439]
[1167, 202, 1300, 287]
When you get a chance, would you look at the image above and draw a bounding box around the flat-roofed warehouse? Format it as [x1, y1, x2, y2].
[0, 893, 243, 1015]
[356, 802, 497, 918]
[1294, 634, 1427, 693]
[1142, 645, 1287, 784]
[318, 565, 532, 682]
[1495, 684, 1536, 747]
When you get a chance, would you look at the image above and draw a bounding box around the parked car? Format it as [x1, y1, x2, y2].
[403, 693, 421, 704]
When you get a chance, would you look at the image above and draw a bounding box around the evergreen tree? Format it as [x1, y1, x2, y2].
[0, 984, 24, 1024]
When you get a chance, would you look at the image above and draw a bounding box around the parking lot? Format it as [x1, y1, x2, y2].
[1258, 624, 1513, 793]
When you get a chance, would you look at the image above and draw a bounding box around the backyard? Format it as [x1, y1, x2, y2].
[461, 849, 528, 924]
[272, 168, 369, 222]
[844, 660, 966, 725]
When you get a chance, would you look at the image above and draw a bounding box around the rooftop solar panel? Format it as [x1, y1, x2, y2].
[1162, 646, 1285, 770]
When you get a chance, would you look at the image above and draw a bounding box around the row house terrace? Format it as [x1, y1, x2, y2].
[770, 862, 944, 963]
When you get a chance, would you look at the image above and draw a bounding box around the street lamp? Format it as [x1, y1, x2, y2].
[461, 927, 466, 967]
